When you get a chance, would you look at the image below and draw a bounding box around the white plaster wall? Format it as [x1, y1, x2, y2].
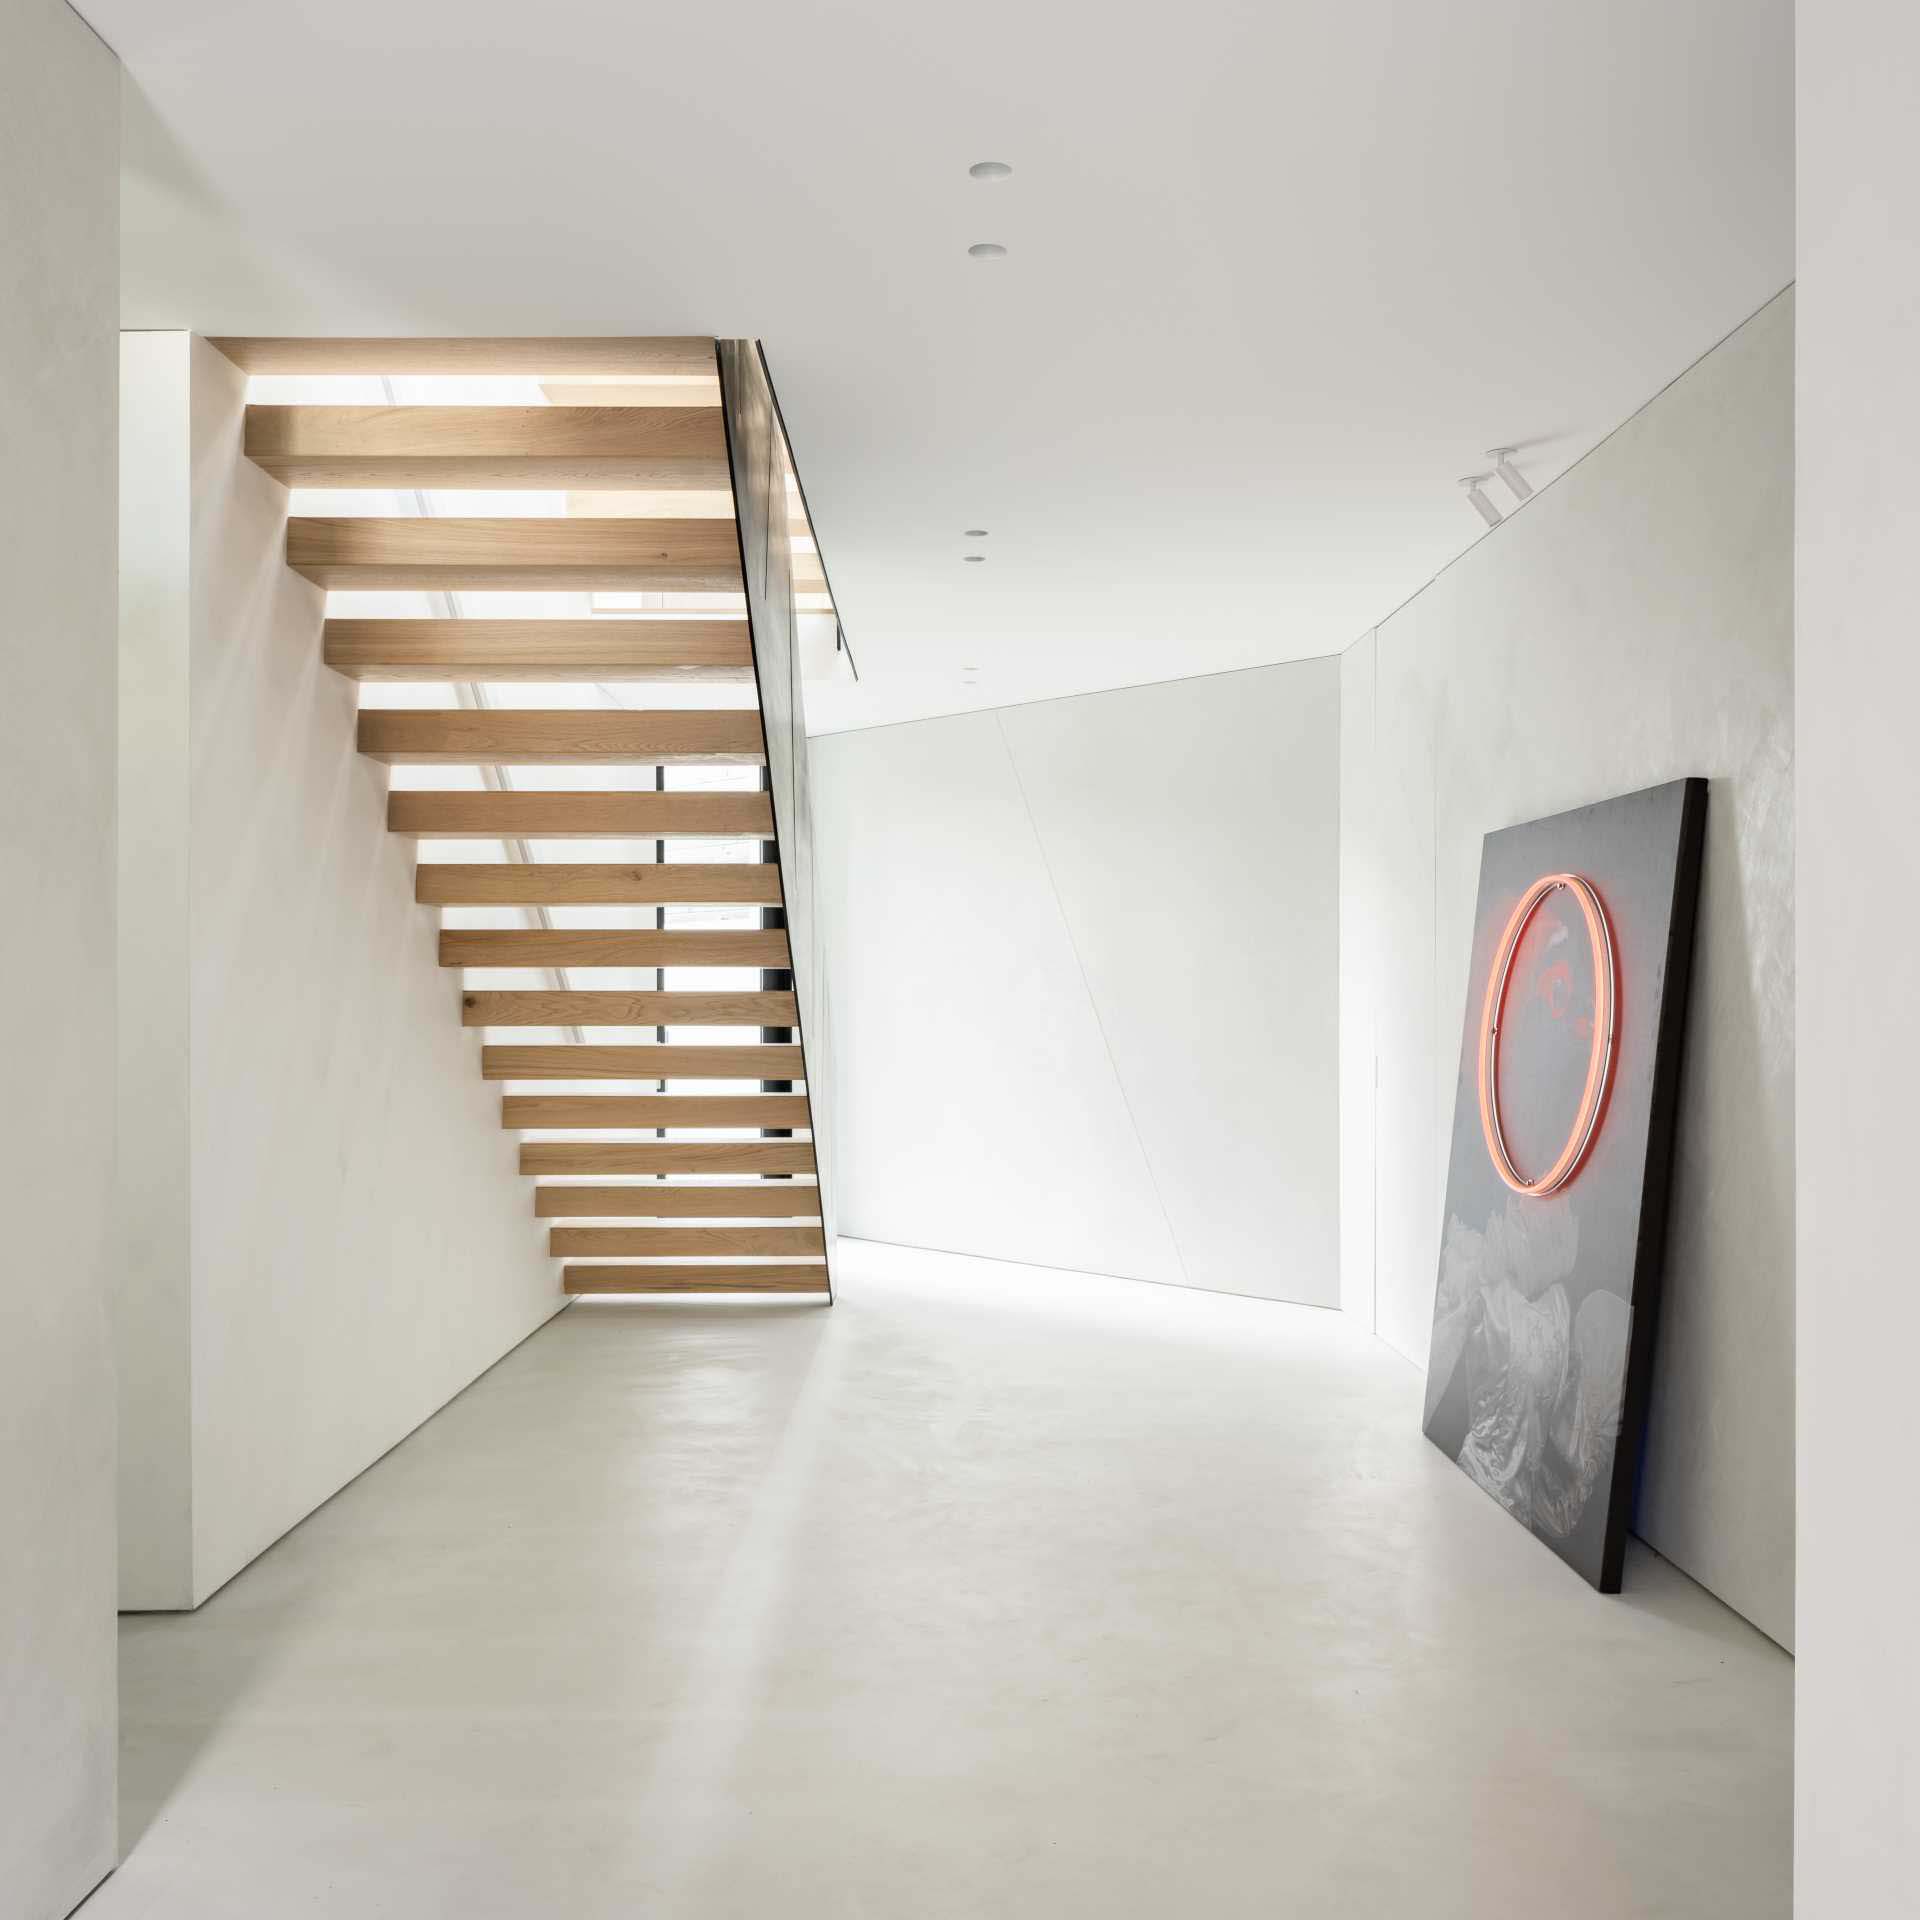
[1796, 5, 1920, 1906]
[815, 713, 1180, 1284]
[0, 1, 121, 1911]
[1340, 291, 1795, 1645]
[1336, 634, 1379, 1327]
[116, 338, 559, 1605]
[188, 337, 560, 1595]
[118, 332, 195, 1609]
[815, 659, 1341, 1306]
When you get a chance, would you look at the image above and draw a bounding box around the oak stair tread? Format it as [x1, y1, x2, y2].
[246, 405, 728, 489]
[564, 1265, 829, 1295]
[522, 1142, 816, 1175]
[482, 1045, 804, 1081]
[534, 1186, 821, 1219]
[551, 1227, 825, 1256]
[357, 709, 764, 766]
[389, 790, 774, 840]
[418, 864, 781, 906]
[441, 928, 790, 968]
[507, 1096, 811, 1133]
[327, 619, 752, 682]
[463, 990, 796, 1028]
[287, 516, 744, 591]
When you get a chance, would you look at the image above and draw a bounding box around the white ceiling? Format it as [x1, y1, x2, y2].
[90, 0, 1792, 733]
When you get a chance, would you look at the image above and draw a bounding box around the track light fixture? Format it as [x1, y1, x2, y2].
[1459, 475, 1503, 530]
[1487, 447, 1534, 503]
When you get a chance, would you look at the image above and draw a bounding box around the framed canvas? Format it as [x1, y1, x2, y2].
[1422, 778, 1707, 1591]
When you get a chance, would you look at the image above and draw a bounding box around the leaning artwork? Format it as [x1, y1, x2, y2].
[1422, 779, 1707, 1591]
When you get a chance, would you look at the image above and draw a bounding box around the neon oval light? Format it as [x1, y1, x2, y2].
[1476, 872, 1617, 1197]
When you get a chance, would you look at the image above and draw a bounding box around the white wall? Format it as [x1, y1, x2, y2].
[1337, 633, 1379, 1326]
[118, 332, 195, 1609]
[1796, 7, 1920, 1908]
[116, 336, 560, 1606]
[815, 660, 1341, 1305]
[1340, 291, 1795, 1645]
[0, 1, 121, 1912]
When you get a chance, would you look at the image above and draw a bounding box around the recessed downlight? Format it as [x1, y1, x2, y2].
[968, 160, 1013, 180]
[964, 528, 989, 538]
[967, 242, 1007, 260]
[963, 554, 986, 564]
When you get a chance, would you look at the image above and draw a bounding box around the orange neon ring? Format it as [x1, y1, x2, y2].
[1475, 872, 1616, 1197]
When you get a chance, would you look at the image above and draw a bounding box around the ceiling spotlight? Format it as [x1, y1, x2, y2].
[963, 554, 986, 563]
[964, 528, 988, 538]
[1459, 475, 1504, 530]
[968, 160, 1013, 180]
[968, 242, 1008, 259]
[1486, 447, 1534, 503]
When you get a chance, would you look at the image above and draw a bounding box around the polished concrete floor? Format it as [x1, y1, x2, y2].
[97, 1242, 1791, 1918]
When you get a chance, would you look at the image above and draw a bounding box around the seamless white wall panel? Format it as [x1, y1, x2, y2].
[116, 338, 560, 1606]
[999, 666, 1340, 1305]
[118, 332, 196, 1610]
[816, 660, 1340, 1306]
[1796, 5, 1920, 1906]
[0, 3, 121, 1911]
[1336, 634, 1378, 1327]
[1340, 291, 1795, 1645]
[815, 713, 1181, 1284]
[1364, 647, 1442, 1361]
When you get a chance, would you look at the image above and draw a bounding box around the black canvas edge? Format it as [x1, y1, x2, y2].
[1597, 775, 1709, 1592]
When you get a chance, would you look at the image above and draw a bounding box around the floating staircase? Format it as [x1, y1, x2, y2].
[218, 335, 835, 1298]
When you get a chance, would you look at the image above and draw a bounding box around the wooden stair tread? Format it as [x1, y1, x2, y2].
[212, 337, 717, 377]
[441, 928, 789, 968]
[482, 1044, 804, 1081]
[564, 1265, 828, 1295]
[464, 990, 795, 1028]
[288, 517, 744, 591]
[326, 619, 751, 682]
[523, 1142, 816, 1175]
[507, 1096, 810, 1132]
[551, 1226, 825, 1256]
[358, 709, 764, 766]
[247, 406, 727, 488]
[419, 864, 781, 906]
[534, 1185, 820, 1219]
[390, 790, 774, 839]
[543, 383, 717, 411]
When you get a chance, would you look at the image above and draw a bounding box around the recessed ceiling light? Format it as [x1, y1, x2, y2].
[963, 554, 986, 563]
[968, 161, 1012, 180]
[967, 243, 1007, 260]
[964, 528, 988, 538]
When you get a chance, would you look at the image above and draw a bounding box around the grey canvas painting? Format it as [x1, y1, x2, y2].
[1423, 779, 1707, 1591]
